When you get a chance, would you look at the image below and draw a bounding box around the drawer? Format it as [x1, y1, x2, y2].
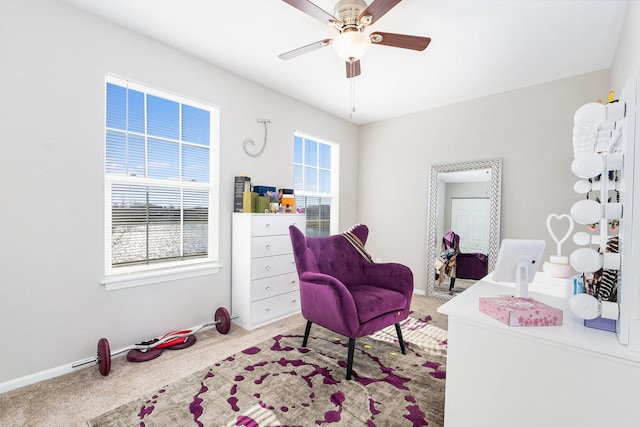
[251, 253, 296, 280]
[251, 215, 305, 237]
[251, 235, 294, 258]
[251, 272, 299, 302]
[250, 290, 301, 326]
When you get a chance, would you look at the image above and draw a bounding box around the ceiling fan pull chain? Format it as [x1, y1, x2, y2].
[349, 78, 356, 119]
[243, 119, 271, 157]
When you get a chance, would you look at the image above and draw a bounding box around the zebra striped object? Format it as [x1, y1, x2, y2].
[596, 236, 619, 301]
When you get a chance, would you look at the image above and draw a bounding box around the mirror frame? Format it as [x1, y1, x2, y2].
[426, 158, 502, 300]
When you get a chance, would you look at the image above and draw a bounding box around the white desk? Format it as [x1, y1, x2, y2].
[484, 270, 573, 298]
[438, 280, 640, 427]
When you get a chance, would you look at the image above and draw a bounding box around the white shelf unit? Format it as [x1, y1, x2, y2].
[232, 213, 306, 330]
[618, 76, 640, 350]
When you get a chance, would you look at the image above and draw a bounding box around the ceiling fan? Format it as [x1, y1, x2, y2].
[279, 0, 431, 78]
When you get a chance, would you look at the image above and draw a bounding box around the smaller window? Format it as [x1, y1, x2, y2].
[293, 132, 339, 236]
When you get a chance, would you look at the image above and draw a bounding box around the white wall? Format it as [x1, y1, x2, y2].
[0, 0, 359, 385]
[611, 1, 640, 95]
[358, 70, 611, 294]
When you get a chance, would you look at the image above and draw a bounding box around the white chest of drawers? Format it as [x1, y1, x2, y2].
[232, 213, 305, 330]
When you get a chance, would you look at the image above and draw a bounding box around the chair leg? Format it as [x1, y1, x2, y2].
[395, 322, 406, 355]
[449, 277, 456, 292]
[302, 321, 312, 347]
[346, 338, 356, 380]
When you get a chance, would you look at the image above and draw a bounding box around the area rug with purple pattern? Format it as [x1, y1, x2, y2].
[88, 312, 447, 427]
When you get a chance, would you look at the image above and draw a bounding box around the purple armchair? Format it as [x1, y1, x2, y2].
[289, 224, 414, 380]
[442, 231, 488, 288]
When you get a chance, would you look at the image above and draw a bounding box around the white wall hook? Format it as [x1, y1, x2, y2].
[243, 119, 271, 157]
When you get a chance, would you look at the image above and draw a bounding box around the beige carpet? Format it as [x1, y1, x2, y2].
[0, 295, 446, 427]
[88, 311, 447, 426]
[435, 278, 476, 295]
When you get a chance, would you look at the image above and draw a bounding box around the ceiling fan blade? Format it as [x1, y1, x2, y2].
[370, 32, 431, 51]
[279, 39, 332, 60]
[282, 0, 340, 26]
[359, 0, 402, 25]
[346, 60, 361, 78]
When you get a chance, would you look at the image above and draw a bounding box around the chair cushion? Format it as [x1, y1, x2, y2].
[349, 285, 408, 324]
[456, 252, 489, 280]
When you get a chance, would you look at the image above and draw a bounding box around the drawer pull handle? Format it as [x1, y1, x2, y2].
[265, 223, 271, 228]
[291, 280, 296, 285]
[265, 244, 271, 250]
[265, 307, 270, 312]
[265, 286, 270, 291]
[292, 299, 297, 303]
[265, 265, 271, 271]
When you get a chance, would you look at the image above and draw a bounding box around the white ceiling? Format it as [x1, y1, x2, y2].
[58, 0, 628, 124]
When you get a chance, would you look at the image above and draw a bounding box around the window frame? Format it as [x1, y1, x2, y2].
[293, 131, 340, 236]
[103, 74, 221, 290]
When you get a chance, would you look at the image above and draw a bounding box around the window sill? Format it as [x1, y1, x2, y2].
[102, 262, 222, 291]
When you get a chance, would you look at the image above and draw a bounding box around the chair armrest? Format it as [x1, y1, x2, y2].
[299, 271, 360, 335]
[361, 263, 414, 298]
[300, 271, 342, 285]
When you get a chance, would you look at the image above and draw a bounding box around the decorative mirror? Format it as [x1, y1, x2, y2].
[426, 159, 502, 299]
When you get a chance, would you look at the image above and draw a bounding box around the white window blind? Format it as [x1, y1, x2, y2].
[104, 75, 220, 284]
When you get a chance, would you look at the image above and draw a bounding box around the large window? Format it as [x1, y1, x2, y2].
[104, 75, 220, 287]
[293, 132, 339, 237]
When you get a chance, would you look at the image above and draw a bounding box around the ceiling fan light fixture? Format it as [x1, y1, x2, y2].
[332, 30, 371, 62]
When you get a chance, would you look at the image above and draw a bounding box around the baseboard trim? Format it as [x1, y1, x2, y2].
[2, 291, 430, 395]
[0, 363, 77, 394]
